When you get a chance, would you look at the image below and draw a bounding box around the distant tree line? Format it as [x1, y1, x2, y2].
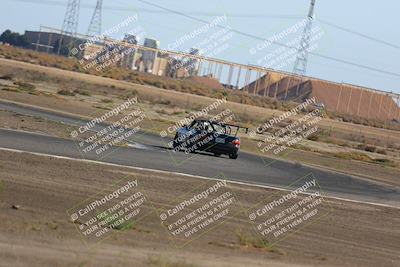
[0, 29, 29, 48]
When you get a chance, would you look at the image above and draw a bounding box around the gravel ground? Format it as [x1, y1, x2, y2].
[0, 150, 399, 267]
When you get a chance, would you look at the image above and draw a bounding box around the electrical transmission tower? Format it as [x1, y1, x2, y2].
[58, 0, 81, 54]
[284, 0, 316, 99]
[61, 0, 80, 37]
[87, 0, 103, 37]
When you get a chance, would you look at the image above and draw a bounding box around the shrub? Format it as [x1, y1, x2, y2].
[0, 74, 13, 80]
[14, 81, 35, 90]
[168, 84, 179, 90]
[372, 158, 396, 167]
[73, 89, 91, 96]
[151, 81, 164, 88]
[57, 89, 75, 96]
[376, 149, 387, 155]
[101, 98, 113, 103]
[1, 87, 19, 92]
[236, 229, 272, 249]
[364, 145, 377, 153]
[332, 152, 372, 162]
[307, 134, 319, 141]
[155, 98, 171, 106]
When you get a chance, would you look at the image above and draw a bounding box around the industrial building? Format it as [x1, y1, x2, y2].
[141, 38, 160, 73]
[119, 34, 138, 70]
[24, 30, 63, 53]
[25, 30, 87, 56]
[244, 73, 400, 121]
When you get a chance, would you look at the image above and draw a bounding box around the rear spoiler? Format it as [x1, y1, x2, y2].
[214, 122, 249, 136]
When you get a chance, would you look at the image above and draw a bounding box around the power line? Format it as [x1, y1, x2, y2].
[317, 18, 400, 50]
[7, 0, 400, 78]
[136, 0, 400, 78]
[10, 0, 302, 19]
[12, 0, 400, 49]
[9, 0, 400, 49]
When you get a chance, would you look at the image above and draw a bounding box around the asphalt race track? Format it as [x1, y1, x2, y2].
[0, 100, 399, 206]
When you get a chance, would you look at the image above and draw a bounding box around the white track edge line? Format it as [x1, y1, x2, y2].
[0, 147, 398, 209]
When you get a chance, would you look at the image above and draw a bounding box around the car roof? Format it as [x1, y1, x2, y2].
[193, 119, 226, 125]
[193, 118, 212, 123]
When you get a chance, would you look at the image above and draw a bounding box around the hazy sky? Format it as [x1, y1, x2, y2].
[1, 0, 399, 94]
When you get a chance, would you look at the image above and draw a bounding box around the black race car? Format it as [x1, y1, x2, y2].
[172, 119, 248, 159]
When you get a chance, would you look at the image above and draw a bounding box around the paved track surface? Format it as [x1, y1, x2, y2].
[0, 100, 399, 206]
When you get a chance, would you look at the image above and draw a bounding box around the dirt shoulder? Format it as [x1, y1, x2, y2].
[0, 150, 399, 267]
[0, 109, 74, 138]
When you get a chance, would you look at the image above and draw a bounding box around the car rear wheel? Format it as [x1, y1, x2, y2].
[173, 133, 181, 150]
[229, 153, 238, 159]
